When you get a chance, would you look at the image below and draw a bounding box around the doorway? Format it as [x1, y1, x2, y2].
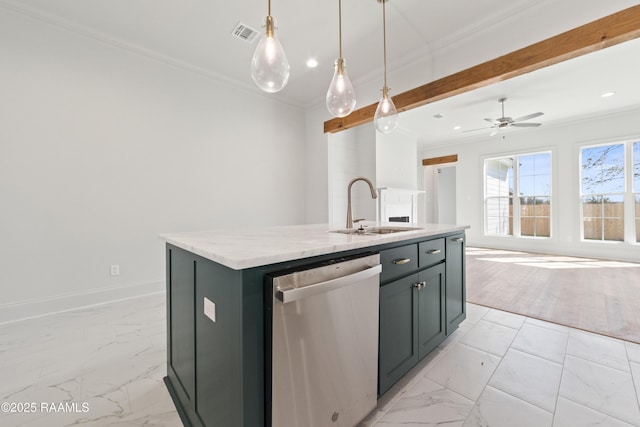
[423, 163, 457, 224]
[436, 166, 456, 224]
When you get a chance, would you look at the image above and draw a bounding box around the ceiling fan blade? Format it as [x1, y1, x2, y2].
[484, 118, 495, 124]
[512, 112, 544, 123]
[511, 122, 541, 127]
[463, 127, 491, 133]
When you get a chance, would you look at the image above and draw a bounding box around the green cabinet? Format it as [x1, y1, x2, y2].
[445, 234, 466, 334]
[165, 245, 264, 427]
[378, 273, 419, 394]
[167, 248, 196, 408]
[164, 230, 466, 425]
[378, 263, 446, 395]
[418, 264, 446, 359]
[378, 233, 464, 396]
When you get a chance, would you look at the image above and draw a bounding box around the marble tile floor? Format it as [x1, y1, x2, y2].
[362, 304, 640, 427]
[0, 293, 181, 427]
[1, 293, 640, 427]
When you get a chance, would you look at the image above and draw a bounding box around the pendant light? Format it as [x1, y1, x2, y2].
[251, 0, 290, 93]
[374, 0, 399, 133]
[326, 0, 357, 117]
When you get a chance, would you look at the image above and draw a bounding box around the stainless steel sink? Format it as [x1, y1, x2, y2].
[331, 226, 422, 235]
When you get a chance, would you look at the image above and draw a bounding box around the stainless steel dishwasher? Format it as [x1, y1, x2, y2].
[265, 252, 382, 427]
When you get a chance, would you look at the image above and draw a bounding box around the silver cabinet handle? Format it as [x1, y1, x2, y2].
[276, 264, 382, 303]
[452, 237, 464, 243]
[392, 258, 411, 265]
[414, 281, 426, 290]
[425, 249, 441, 255]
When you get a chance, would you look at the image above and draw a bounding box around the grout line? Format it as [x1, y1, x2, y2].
[564, 351, 633, 375]
[551, 324, 571, 426]
[624, 343, 640, 423]
[556, 394, 638, 427]
[461, 311, 556, 424]
[374, 304, 640, 426]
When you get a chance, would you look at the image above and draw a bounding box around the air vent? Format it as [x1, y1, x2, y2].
[433, 114, 445, 119]
[231, 22, 259, 44]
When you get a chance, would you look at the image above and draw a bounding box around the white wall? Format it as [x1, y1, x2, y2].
[376, 130, 418, 189]
[304, 104, 330, 224]
[327, 124, 377, 226]
[418, 108, 640, 262]
[0, 9, 307, 322]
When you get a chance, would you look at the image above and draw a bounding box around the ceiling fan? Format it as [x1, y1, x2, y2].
[466, 98, 543, 136]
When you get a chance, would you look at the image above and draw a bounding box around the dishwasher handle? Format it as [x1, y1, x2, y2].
[276, 264, 382, 303]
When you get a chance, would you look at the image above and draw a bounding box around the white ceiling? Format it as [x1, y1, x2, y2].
[1, 0, 543, 107]
[2, 0, 639, 147]
[401, 37, 640, 147]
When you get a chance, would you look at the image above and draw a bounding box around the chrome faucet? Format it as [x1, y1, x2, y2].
[346, 177, 378, 229]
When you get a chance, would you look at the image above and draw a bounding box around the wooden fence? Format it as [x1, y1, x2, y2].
[513, 203, 627, 240]
[582, 203, 625, 241]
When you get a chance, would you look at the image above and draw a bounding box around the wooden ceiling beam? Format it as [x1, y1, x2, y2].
[324, 5, 640, 134]
[422, 154, 458, 166]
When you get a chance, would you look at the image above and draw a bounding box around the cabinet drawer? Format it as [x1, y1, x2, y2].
[418, 239, 445, 267]
[380, 244, 418, 283]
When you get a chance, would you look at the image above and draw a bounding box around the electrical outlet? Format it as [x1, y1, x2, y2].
[110, 264, 120, 276]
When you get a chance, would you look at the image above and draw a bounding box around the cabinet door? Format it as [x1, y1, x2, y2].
[445, 234, 466, 334]
[195, 257, 243, 427]
[167, 247, 196, 408]
[418, 264, 446, 359]
[378, 273, 419, 395]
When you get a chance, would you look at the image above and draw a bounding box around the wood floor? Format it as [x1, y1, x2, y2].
[466, 247, 640, 344]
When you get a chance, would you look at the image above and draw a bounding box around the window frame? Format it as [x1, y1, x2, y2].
[578, 139, 639, 244]
[483, 150, 552, 239]
[633, 141, 640, 243]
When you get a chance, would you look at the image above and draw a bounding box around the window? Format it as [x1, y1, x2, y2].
[580, 144, 625, 241]
[519, 153, 551, 237]
[485, 157, 514, 235]
[635, 142, 640, 242]
[484, 151, 551, 238]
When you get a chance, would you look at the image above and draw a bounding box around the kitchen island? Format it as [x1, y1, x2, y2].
[160, 223, 468, 427]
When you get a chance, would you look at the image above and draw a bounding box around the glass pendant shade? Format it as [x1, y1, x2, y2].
[326, 58, 356, 117]
[374, 87, 399, 133]
[251, 16, 290, 93]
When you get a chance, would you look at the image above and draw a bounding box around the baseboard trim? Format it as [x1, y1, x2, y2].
[0, 280, 165, 325]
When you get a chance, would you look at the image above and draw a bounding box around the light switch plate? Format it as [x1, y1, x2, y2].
[204, 297, 216, 323]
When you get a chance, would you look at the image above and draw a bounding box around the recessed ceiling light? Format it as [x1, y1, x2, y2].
[453, 126, 461, 130]
[601, 91, 616, 98]
[306, 58, 318, 68]
[433, 114, 444, 119]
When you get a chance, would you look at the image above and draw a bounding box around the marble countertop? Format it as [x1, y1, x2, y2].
[160, 222, 469, 270]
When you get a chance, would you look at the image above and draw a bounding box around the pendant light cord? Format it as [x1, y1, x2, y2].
[338, 0, 343, 59]
[382, 0, 388, 89]
[268, 0, 271, 16]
